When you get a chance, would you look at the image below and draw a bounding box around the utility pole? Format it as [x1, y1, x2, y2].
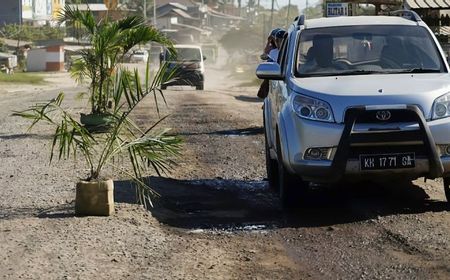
[238, 0, 241, 17]
[286, 0, 291, 27]
[143, 0, 147, 22]
[270, 0, 275, 29]
[153, 0, 157, 27]
[263, 13, 266, 48]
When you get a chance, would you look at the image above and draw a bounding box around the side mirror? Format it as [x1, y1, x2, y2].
[203, 56, 206, 61]
[256, 62, 283, 80]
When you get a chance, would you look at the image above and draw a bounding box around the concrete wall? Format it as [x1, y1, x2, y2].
[0, 0, 22, 25]
[27, 48, 47, 72]
[45, 45, 64, 71]
[27, 45, 64, 72]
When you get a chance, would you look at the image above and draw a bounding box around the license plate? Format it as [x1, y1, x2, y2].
[360, 153, 415, 170]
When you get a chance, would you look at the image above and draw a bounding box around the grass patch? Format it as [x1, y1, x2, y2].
[0, 72, 46, 84]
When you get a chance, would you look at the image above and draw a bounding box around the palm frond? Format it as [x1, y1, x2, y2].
[58, 4, 96, 35]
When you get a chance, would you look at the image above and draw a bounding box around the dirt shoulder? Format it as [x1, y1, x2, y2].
[0, 72, 78, 94]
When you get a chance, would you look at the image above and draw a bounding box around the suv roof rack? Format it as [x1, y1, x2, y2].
[296, 15, 305, 26]
[389, 10, 422, 22]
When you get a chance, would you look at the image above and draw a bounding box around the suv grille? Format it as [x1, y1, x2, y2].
[354, 109, 420, 124]
[346, 109, 428, 159]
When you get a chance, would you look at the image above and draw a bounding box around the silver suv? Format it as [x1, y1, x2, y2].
[256, 11, 450, 207]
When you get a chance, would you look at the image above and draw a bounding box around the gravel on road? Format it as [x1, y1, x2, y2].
[0, 69, 449, 280]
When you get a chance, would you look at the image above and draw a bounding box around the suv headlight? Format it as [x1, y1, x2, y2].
[292, 94, 335, 122]
[432, 93, 450, 120]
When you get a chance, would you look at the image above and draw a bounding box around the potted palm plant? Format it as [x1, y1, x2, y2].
[60, 5, 173, 129]
[14, 6, 181, 216]
[14, 64, 181, 216]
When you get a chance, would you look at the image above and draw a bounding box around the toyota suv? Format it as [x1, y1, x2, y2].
[256, 11, 450, 207]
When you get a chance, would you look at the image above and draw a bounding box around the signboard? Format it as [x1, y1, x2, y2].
[52, 0, 65, 18]
[326, 3, 354, 17]
[34, 0, 49, 19]
[47, 0, 52, 17]
[22, 0, 33, 20]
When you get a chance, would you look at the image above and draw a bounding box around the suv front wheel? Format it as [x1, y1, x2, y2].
[196, 83, 204, 90]
[276, 134, 308, 208]
[443, 178, 450, 205]
[264, 113, 278, 190]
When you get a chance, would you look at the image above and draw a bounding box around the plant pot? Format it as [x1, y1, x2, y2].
[80, 113, 114, 133]
[75, 179, 114, 216]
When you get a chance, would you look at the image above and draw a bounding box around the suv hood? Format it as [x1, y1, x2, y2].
[291, 73, 450, 123]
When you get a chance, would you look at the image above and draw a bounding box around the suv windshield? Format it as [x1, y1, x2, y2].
[296, 25, 445, 77]
[167, 48, 201, 62]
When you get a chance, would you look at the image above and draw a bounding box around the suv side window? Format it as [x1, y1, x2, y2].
[277, 34, 289, 72]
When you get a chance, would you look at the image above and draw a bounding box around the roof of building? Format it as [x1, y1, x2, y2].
[157, 2, 188, 11]
[172, 9, 196, 19]
[173, 44, 202, 49]
[207, 8, 243, 20]
[406, 0, 450, 9]
[438, 25, 450, 35]
[157, 7, 196, 19]
[171, 22, 208, 33]
[0, 52, 15, 58]
[156, 0, 197, 8]
[67, 4, 108, 12]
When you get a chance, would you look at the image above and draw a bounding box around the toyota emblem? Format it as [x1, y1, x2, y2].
[375, 110, 391, 121]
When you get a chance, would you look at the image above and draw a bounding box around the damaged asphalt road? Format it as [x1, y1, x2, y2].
[138, 82, 450, 279]
[0, 69, 448, 279]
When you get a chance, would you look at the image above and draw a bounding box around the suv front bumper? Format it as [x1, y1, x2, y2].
[162, 69, 204, 87]
[282, 105, 449, 183]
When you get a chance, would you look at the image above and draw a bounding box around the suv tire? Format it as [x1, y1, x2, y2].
[196, 84, 204, 90]
[264, 113, 278, 190]
[276, 134, 307, 208]
[443, 177, 450, 204]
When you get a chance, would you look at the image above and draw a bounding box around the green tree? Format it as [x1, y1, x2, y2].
[274, 4, 300, 28]
[59, 4, 173, 114]
[303, 2, 323, 19]
[219, 25, 263, 55]
[0, 24, 65, 41]
[0, 39, 8, 53]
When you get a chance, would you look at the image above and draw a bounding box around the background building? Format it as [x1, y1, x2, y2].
[0, 0, 65, 26]
[0, 0, 22, 25]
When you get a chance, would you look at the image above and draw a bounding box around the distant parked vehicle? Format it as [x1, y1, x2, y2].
[160, 44, 205, 90]
[201, 43, 218, 64]
[130, 50, 149, 63]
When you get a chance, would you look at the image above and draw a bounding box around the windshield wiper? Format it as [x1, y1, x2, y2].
[335, 70, 388, 76]
[297, 70, 386, 77]
[397, 68, 442, 73]
[297, 67, 442, 77]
